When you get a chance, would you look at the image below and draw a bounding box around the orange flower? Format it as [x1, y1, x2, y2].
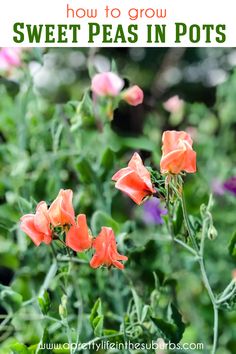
[48, 189, 75, 227]
[20, 201, 52, 246]
[160, 130, 196, 174]
[66, 214, 92, 252]
[112, 152, 156, 205]
[90, 227, 128, 269]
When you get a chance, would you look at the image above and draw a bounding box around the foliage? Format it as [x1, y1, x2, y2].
[0, 48, 236, 354]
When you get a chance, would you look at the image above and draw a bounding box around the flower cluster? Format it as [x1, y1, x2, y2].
[20, 189, 127, 270]
[113, 130, 197, 205]
[91, 72, 144, 107]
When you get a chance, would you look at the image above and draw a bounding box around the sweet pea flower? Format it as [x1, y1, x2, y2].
[223, 176, 236, 196]
[211, 179, 225, 196]
[20, 201, 52, 246]
[90, 227, 128, 269]
[66, 214, 92, 252]
[143, 198, 167, 225]
[91, 72, 124, 97]
[123, 85, 144, 106]
[160, 130, 197, 174]
[112, 152, 156, 205]
[0, 48, 22, 71]
[163, 95, 184, 113]
[48, 189, 75, 227]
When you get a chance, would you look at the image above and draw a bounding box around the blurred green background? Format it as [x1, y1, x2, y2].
[0, 48, 236, 353]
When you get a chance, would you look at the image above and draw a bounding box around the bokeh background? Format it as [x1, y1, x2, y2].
[0, 48, 236, 353]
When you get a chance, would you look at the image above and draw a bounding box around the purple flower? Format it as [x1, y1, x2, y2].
[223, 177, 236, 196]
[143, 198, 167, 225]
[211, 179, 225, 196]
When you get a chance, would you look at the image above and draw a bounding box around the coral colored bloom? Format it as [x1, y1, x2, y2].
[90, 227, 128, 269]
[163, 95, 184, 113]
[91, 72, 124, 97]
[20, 201, 52, 246]
[66, 214, 92, 252]
[112, 152, 156, 205]
[123, 85, 144, 106]
[48, 189, 75, 227]
[0, 48, 22, 71]
[160, 131, 196, 174]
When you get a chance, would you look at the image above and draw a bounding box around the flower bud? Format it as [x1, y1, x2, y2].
[59, 295, 68, 319]
[122, 85, 144, 106]
[207, 225, 218, 240]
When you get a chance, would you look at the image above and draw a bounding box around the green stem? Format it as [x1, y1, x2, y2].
[76, 333, 124, 352]
[173, 237, 198, 257]
[57, 255, 87, 264]
[216, 285, 236, 304]
[180, 194, 199, 252]
[180, 194, 218, 354]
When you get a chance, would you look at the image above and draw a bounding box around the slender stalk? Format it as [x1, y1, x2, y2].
[180, 193, 219, 354]
[173, 237, 198, 257]
[180, 194, 199, 252]
[57, 255, 87, 264]
[76, 332, 124, 352]
[216, 285, 236, 304]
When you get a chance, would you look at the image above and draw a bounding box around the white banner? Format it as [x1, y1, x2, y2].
[0, 0, 235, 47]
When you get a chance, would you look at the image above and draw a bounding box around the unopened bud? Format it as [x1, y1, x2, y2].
[59, 295, 68, 319]
[208, 225, 218, 240]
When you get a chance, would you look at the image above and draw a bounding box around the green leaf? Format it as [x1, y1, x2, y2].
[150, 317, 177, 342]
[103, 329, 120, 336]
[111, 59, 118, 74]
[0, 285, 23, 313]
[76, 158, 95, 184]
[150, 304, 185, 344]
[173, 202, 183, 235]
[170, 303, 185, 342]
[10, 342, 29, 354]
[100, 148, 115, 171]
[90, 298, 104, 337]
[37, 328, 53, 354]
[0, 77, 20, 97]
[141, 305, 150, 322]
[120, 136, 155, 151]
[38, 291, 51, 315]
[93, 315, 104, 337]
[228, 231, 236, 258]
[90, 298, 102, 324]
[17, 197, 33, 214]
[91, 211, 120, 235]
[103, 330, 123, 343]
[131, 288, 143, 323]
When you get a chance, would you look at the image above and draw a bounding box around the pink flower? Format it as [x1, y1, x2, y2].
[0, 48, 22, 71]
[163, 95, 184, 113]
[91, 72, 124, 97]
[66, 214, 92, 252]
[123, 85, 144, 106]
[20, 201, 52, 246]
